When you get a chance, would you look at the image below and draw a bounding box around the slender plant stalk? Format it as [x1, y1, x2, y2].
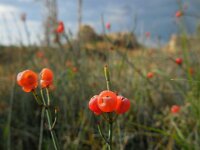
[104, 65, 113, 150]
[7, 77, 15, 150]
[38, 107, 45, 150]
[104, 65, 111, 90]
[40, 89, 60, 150]
[108, 116, 113, 150]
[32, 90, 43, 105]
[97, 124, 109, 145]
[46, 88, 50, 106]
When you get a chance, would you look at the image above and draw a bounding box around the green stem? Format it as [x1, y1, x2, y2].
[7, 78, 15, 150]
[97, 124, 109, 145]
[108, 121, 113, 150]
[104, 66, 113, 149]
[108, 115, 113, 150]
[32, 90, 43, 106]
[104, 65, 111, 90]
[40, 89, 60, 150]
[38, 107, 45, 150]
[46, 88, 50, 106]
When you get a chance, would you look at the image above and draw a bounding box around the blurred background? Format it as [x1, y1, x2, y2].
[0, 0, 200, 150]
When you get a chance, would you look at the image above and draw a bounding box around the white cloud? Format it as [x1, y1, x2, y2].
[0, 4, 20, 13]
[0, 4, 21, 21]
[18, 0, 32, 2]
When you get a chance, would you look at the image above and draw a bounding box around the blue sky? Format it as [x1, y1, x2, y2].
[0, 0, 199, 46]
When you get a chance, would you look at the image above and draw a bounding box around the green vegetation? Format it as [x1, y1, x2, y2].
[0, 29, 200, 150]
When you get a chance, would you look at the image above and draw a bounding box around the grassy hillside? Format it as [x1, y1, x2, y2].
[0, 31, 200, 150]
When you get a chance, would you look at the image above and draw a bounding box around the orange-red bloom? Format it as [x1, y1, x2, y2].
[171, 105, 180, 114]
[89, 95, 102, 115]
[36, 51, 44, 58]
[115, 96, 131, 114]
[175, 58, 183, 65]
[175, 11, 183, 18]
[145, 32, 150, 38]
[17, 70, 38, 92]
[147, 72, 154, 79]
[106, 23, 111, 30]
[40, 68, 53, 88]
[56, 21, 64, 33]
[98, 90, 117, 112]
[72, 67, 78, 73]
[65, 60, 73, 67]
[189, 67, 195, 75]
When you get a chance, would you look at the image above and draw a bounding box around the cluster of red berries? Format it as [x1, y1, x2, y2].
[89, 90, 131, 115]
[17, 68, 53, 92]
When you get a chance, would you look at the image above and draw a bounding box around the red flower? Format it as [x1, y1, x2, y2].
[106, 23, 111, 30]
[189, 67, 195, 75]
[175, 11, 183, 18]
[56, 21, 65, 33]
[89, 95, 102, 115]
[171, 105, 180, 114]
[147, 72, 154, 79]
[65, 60, 72, 67]
[115, 96, 131, 114]
[72, 67, 78, 73]
[40, 68, 53, 88]
[98, 90, 117, 112]
[17, 70, 38, 92]
[36, 51, 44, 58]
[175, 58, 183, 65]
[145, 32, 150, 38]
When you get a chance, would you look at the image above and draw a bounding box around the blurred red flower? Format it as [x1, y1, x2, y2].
[175, 11, 183, 18]
[171, 105, 180, 114]
[147, 72, 154, 79]
[56, 21, 65, 33]
[189, 67, 195, 75]
[106, 23, 111, 30]
[72, 67, 78, 73]
[175, 58, 183, 65]
[36, 51, 44, 58]
[145, 32, 150, 38]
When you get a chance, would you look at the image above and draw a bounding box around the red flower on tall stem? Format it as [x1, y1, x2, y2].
[106, 23, 111, 30]
[175, 58, 183, 65]
[175, 11, 183, 18]
[56, 21, 65, 33]
[147, 72, 154, 79]
[171, 105, 180, 114]
[145, 32, 150, 38]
